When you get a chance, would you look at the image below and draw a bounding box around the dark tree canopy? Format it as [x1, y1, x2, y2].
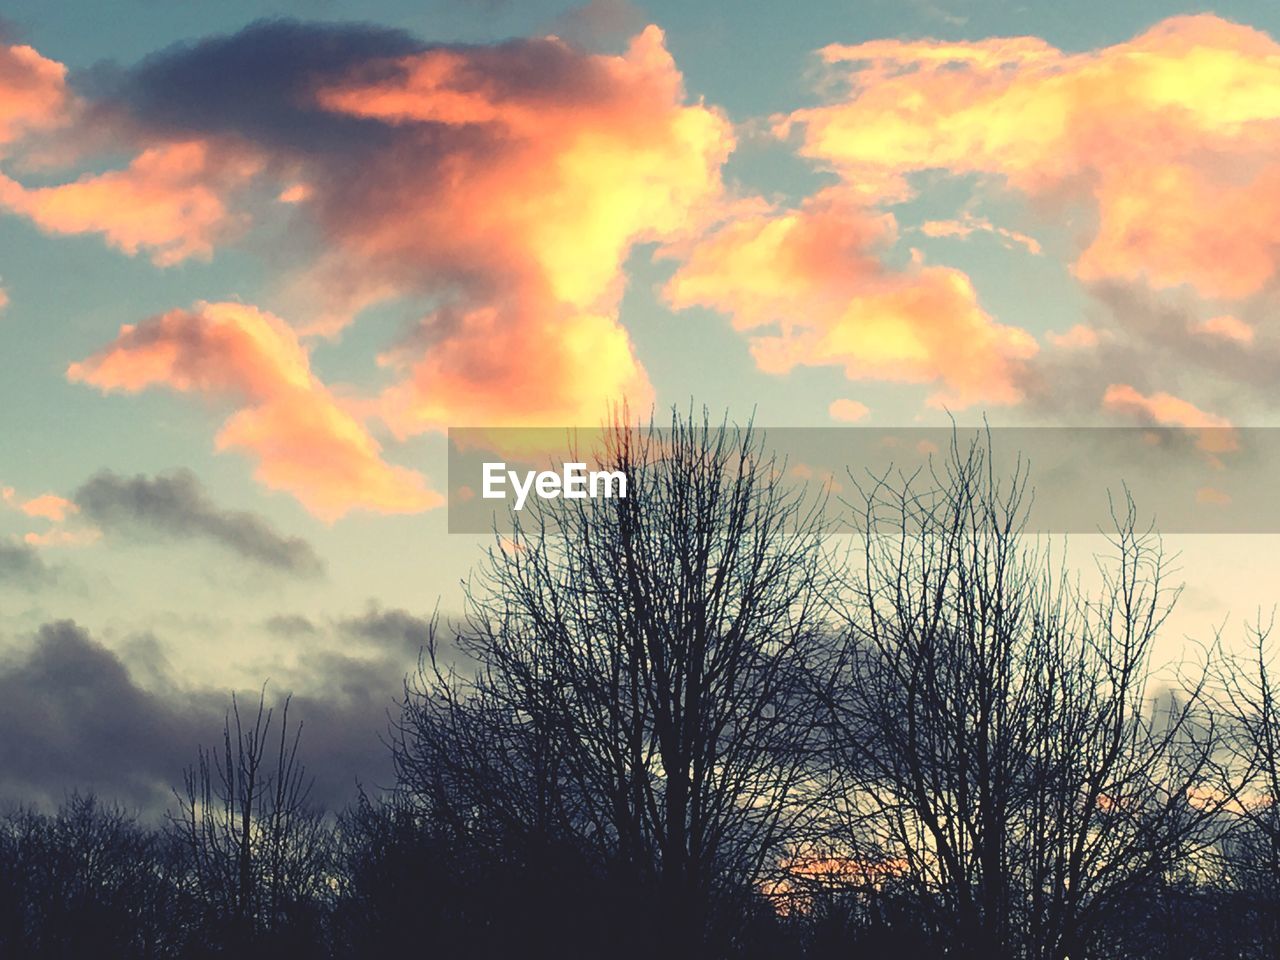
[3, 415, 1279, 960]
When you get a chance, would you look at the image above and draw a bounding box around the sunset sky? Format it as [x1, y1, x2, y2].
[4, 0, 1280, 809]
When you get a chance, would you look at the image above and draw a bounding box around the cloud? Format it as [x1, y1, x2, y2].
[0, 37, 261, 265]
[1101, 384, 1230, 431]
[780, 15, 1280, 302]
[0, 617, 428, 811]
[1046, 324, 1101, 350]
[73, 468, 326, 576]
[339, 604, 433, 653]
[69, 302, 439, 520]
[377, 301, 654, 434]
[1196, 486, 1231, 506]
[0, 18, 738, 434]
[1101, 383, 1237, 456]
[1017, 282, 1280, 420]
[3, 486, 96, 548]
[99, 19, 728, 429]
[0, 538, 54, 587]
[0, 41, 69, 150]
[0, 141, 260, 265]
[664, 188, 1037, 408]
[828, 398, 869, 423]
[2, 18, 733, 443]
[24, 528, 99, 548]
[264, 613, 319, 637]
[0, 22, 423, 264]
[1193, 314, 1254, 344]
[17, 492, 75, 522]
[918, 215, 1041, 255]
[0, 621, 225, 809]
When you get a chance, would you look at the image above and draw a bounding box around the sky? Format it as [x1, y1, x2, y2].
[5, 0, 1280, 811]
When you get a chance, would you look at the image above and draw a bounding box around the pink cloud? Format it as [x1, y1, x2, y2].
[302, 26, 724, 429]
[919, 215, 1042, 255]
[6, 25, 729, 432]
[1192, 314, 1254, 344]
[2, 487, 77, 522]
[0, 43, 69, 150]
[1047, 324, 1101, 350]
[1102, 383, 1230, 430]
[24, 528, 101, 547]
[782, 15, 1280, 302]
[20, 493, 76, 522]
[664, 188, 1037, 408]
[0, 141, 260, 265]
[829, 398, 870, 422]
[1102, 383, 1236, 454]
[1196, 486, 1231, 506]
[69, 302, 440, 521]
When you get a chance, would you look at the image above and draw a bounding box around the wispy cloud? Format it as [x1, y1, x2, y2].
[0, 538, 55, 587]
[73, 468, 326, 576]
[665, 188, 1037, 408]
[69, 303, 439, 521]
[781, 15, 1280, 303]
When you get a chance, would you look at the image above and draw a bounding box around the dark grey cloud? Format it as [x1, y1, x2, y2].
[0, 610, 455, 814]
[339, 604, 434, 653]
[89, 16, 620, 179]
[98, 19, 423, 155]
[1019, 280, 1280, 419]
[74, 469, 325, 577]
[548, 0, 647, 50]
[0, 621, 224, 811]
[0, 539, 54, 588]
[89, 18, 645, 305]
[264, 613, 319, 637]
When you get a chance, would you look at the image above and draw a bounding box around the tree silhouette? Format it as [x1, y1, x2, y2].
[819, 434, 1232, 960]
[0, 794, 179, 959]
[168, 691, 330, 957]
[7, 421, 1280, 959]
[396, 410, 833, 957]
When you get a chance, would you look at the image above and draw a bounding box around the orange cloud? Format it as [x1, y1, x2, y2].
[1192, 314, 1254, 344]
[664, 188, 1037, 408]
[2, 486, 94, 545]
[4, 24, 726, 432]
[828, 398, 870, 422]
[297, 25, 724, 430]
[1102, 383, 1236, 455]
[20, 493, 75, 522]
[1, 487, 76, 522]
[25, 528, 101, 548]
[0, 141, 260, 265]
[69, 302, 439, 521]
[919, 215, 1041, 255]
[1196, 486, 1231, 506]
[1102, 384, 1230, 430]
[0, 43, 69, 149]
[1047, 324, 1101, 350]
[783, 15, 1280, 301]
[311, 25, 726, 311]
[379, 299, 653, 433]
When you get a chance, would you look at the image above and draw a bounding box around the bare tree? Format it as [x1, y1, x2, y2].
[0, 794, 177, 958]
[168, 690, 331, 951]
[395, 409, 834, 956]
[820, 434, 1231, 960]
[1218, 619, 1280, 960]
